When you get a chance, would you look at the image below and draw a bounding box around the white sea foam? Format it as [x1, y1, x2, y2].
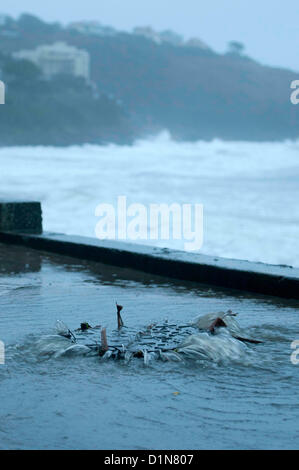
[177, 330, 249, 363]
[1, 131, 299, 266]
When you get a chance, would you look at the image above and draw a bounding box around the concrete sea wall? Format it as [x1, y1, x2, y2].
[0, 200, 298, 299]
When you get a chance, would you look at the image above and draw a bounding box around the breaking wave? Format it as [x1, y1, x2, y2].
[1, 132, 298, 266]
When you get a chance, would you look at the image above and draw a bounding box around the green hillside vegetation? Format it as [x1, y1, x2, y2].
[0, 52, 133, 145]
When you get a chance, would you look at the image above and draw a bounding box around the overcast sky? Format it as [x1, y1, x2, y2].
[2, 0, 298, 71]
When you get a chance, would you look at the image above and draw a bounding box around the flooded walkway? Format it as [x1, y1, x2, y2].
[0, 243, 298, 449]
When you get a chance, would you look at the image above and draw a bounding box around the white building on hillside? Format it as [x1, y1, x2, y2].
[185, 38, 211, 50]
[134, 27, 183, 45]
[133, 27, 210, 51]
[133, 27, 162, 44]
[68, 21, 116, 36]
[159, 30, 183, 46]
[13, 42, 90, 81]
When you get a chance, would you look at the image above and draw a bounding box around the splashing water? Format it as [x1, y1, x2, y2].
[16, 315, 259, 367]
